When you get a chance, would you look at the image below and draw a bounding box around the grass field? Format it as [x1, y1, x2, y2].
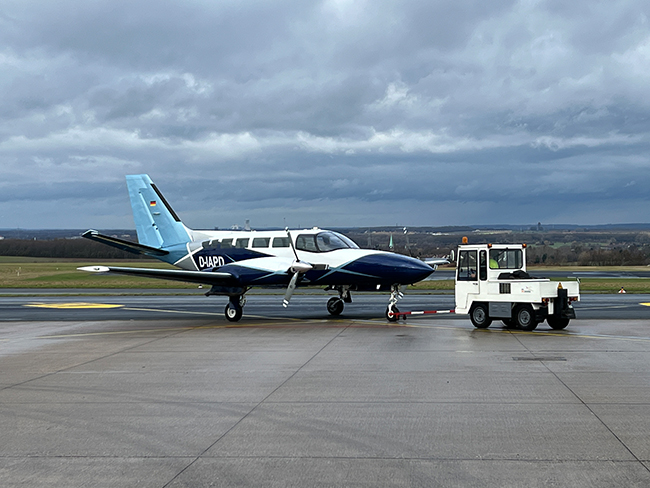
[0, 257, 196, 289]
[1, 257, 649, 293]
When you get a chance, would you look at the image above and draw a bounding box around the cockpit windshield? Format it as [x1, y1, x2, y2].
[296, 231, 359, 252]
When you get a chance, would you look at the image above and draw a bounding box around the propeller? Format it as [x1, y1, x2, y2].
[282, 228, 313, 307]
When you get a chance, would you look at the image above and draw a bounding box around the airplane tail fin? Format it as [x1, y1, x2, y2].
[126, 174, 192, 249]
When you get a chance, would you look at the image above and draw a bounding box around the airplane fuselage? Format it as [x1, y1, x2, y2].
[167, 227, 433, 289]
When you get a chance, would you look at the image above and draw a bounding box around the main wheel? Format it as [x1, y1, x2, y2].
[225, 302, 243, 322]
[547, 316, 570, 330]
[470, 303, 492, 328]
[386, 305, 399, 322]
[515, 304, 537, 331]
[327, 297, 344, 316]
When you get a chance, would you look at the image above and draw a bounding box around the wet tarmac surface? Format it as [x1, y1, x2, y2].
[1, 294, 650, 486]
[0, 292, 649, 322]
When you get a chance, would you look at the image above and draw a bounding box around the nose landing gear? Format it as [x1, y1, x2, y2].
[386, 285, 403, 322]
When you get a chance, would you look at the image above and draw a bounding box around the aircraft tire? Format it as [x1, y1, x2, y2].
[225, 302, 243, 322]
[469, 303, 491, 328]
[516, 304, 537, 331]
[547, 316, 570, 330]
[386, 306, 399, 322]
[327, 297, 344, 316]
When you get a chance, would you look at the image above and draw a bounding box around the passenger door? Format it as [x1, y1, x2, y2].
[455, 249, 480, 310]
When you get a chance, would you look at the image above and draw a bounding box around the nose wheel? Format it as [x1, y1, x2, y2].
[386, 305, 400, 322]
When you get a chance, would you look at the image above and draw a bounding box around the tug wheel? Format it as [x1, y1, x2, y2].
[547, 316, 570, 330]
[516, 304, 537, 331]
[470, 303, 492, 328]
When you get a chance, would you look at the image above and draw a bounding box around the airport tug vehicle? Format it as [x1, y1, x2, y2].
[455, 241, 579, 330]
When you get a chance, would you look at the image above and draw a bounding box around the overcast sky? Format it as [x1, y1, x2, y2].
[1, 0, 649, 230]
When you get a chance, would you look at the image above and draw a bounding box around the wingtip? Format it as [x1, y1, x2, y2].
[77, 266, 110, 273]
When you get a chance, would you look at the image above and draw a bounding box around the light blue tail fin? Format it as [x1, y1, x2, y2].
[126, 174, 192, 249]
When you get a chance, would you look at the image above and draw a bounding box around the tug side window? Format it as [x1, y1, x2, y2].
[457, 250, 478, 281]
[479, 250, 488, 281]
[489, 249, 523, 270]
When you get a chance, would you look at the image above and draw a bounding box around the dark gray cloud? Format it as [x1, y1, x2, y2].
[1, 0, 649, 229]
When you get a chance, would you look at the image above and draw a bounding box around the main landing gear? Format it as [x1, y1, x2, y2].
[220, 284, 407, 322]
[224, 295, 246, 322]
[327, 297, 344, 315]
[327, 284, 405, 321]
[326, 286, 351, 316]
[206, 286, 249, 322]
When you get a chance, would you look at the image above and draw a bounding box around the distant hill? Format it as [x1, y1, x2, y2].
[3, 225, 650, 265]
[4, 223, 650, 241]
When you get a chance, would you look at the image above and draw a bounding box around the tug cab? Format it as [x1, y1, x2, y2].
[455, 242, 579, 330]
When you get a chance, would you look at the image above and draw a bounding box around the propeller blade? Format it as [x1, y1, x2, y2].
[282, 229, 314, 307]
[285, 228, 299, 261]
[282, 271, 300, 307]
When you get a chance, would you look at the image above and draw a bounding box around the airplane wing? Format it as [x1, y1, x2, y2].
[78, 266, 235, 285]
[78, 255, 297, 286]
[423, 257, 450, 268]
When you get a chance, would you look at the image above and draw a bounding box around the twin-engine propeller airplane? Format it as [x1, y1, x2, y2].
[79, 174, 446, 322]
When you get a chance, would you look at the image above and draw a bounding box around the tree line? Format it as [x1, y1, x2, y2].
[2, 232, 650, 266]
[526, 244, 650, 266]
[346, 230, 650, 266]
[0, 239, 145, 259]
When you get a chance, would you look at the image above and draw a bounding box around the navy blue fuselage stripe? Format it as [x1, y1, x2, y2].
[214, 253, 433, 286]
[341, 254, 433, 285]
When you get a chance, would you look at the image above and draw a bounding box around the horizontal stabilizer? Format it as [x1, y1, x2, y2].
[82, 230, 169, 257]
[78, 265, 234, 285]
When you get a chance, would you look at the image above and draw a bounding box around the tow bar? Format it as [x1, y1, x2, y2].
[390, 309, 456, 321]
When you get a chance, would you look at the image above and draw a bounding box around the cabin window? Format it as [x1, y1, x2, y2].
[235, 238, 249, 248]
[272, 237, 290, 248]
[296, 235, 318, 252]
[219, 239, 233, 248]
[252, 237, 270, 248]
